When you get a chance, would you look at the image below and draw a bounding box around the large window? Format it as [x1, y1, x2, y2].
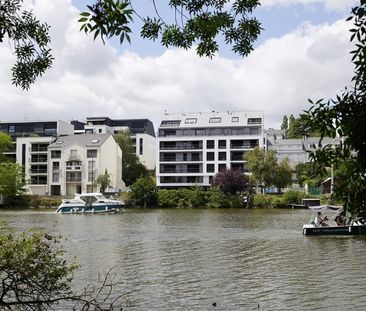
[139, 138, 143, 155]
[207, 164, 215, 173]
[206, 140, 214, 149]
[52, 173, 59, 183]
[185, 118, 197, 124]
[209, 117, 221, 123]
[207, 152, 214, 161]
[51, 150, 61, 158]
[218, 152, 227, 161]
[87, 149, 97, 158]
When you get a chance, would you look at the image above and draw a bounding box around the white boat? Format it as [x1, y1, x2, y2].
[56, 193, 125, 214]
[302, 205, 366, 236]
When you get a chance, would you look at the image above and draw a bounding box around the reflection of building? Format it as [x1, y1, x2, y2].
[81, 117, 156, 170]
[156, 111, 265, 188]
[48, 134, 124, 196]
[0, 120, 74, 195]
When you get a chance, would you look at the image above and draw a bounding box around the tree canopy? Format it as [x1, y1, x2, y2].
[305, 1, 366, 216]
[212, 168, 248, 195]
[0, 132, 13, 163]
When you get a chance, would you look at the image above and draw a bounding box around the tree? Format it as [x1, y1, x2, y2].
[244, 147, 277, 193]
[79, 0, 261, 58]
[0, 162, 26, 205]
[2, 1, 262, 89]
[0, 0, 53, 90]
[295, 162, 323, 187]
[272, 157, 292, 193]
[0, 224, 127, 310]
[129, 176, 156, 207]
[0, 132, 13, 162]
[305, 1, 366, 216]
[114, 129, 148, 186]
[280, 115, 288, 136]
[95, 169, 111, 193]
[212, 168, 248, 195]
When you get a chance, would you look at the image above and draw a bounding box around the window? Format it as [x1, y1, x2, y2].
[206, 140, 214, 149]
[232, 117, 239, 123]
[207, 152, 214, 161]
[139, 138, 143, 155]
[8, 125, 15, 133]
[88, 160, 96, 171]
[70, 149, 77, 159]
[160, 120, 181, 127]
[52, 173, 59, 183]
[207, 164, 215, 173]
[52, 162, 60, 170]
[51, 150, 61, 158]
[87, 149, 97, 158]
[209, 117, 221, 123]
[98, 129, 102, 133]
[218, 152, 226, 161]
[185, 118, 197, 124]
[218, 140, 226, 149]
[248, 118, 262, 125]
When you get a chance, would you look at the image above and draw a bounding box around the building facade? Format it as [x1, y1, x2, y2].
[83, 117, 156, 170]
[47, 134, 124, 196]
[156, 111, 265, 188]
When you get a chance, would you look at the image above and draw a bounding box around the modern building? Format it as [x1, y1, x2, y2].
[82, 117, 156, 170]
[47, 133, 124, 196]
[0, 120, 75, 194]
[156, 111, 265, 188]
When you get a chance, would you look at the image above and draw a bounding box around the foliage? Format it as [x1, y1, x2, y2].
[26, 195, 62, 208]
[129, 176, 156, 207]
[0, 162, 26, 205]
[304, 1, 366, 216]
[212, 168, 248, 195]
[295, 162, 323, 187]
[79, 0, 261, 58]
[157, 189, 180, 208]
[114, 130, 148, 186]
[252, 190, 306, 208]
[95, 169, 111, 193]
[244, 147, 278, 192]
[284, 114, 319, 139]
[280, 115, 288, 132]
[0, 132, 13, 162]
[0, 224, 128, 310]
[281, 189, 306, 205]
[272, 157, 292, 193]
[0, 0, 53, 90]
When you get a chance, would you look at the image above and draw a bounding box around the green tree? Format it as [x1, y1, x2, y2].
[0, 162, 26, 205]
[0, 0, 53, 90]
[129, 176, 156, 207]
[280, 115, 288, 137]
[114, 129, 148, 186]
[0, 224, 127, 310]
[95, 169, 111, 193]
[244, 147, 277, 193]
[305, 1, 366, 216]
[79, 0, 261, 58]
[272, 157, 292, 193]
[0, 132, 13, 162]
[295, 162, 323, 187]
[212, 168, 248, 195]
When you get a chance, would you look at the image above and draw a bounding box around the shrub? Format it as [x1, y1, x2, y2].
[282, 189, 306, 206]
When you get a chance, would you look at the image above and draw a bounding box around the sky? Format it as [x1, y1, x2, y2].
[0, 0, 359, 131]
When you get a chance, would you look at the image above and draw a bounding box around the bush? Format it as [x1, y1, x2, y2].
[282, 189, 306, 206]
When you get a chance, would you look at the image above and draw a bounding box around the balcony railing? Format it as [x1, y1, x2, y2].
[160, 145, 203, 150]
[66, 166, 82, 170]
[66, 177, 82, 182]
[160, 168, 202, 173]
[29, 169, 48, 174]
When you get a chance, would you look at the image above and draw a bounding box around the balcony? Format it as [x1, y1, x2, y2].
[66, 165, 82, 170]
[66, 177, 82, 182]
[29, 168, 48, 174]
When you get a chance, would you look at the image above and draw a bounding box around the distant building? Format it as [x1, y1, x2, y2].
[156, 111, 265, 188]
[80, 117, 156, 170]
[47, 133, 124, 196]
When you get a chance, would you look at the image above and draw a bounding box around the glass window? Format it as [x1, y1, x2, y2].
[206, 140, 214, 149]
[218, 164, 227, 171]
[87, 149, 97, 158]
[52, 173, 59, 183]
[232, 117, 239, 123]
[218, 140, 226, 149]
[209, 117, 221, 123]
[51, 150, 61, 158]
[139, 138, 143, 155]
[52, 162, 59, 170]
[8, 125, 15, 133]
[207, 152, 214, 161]
[207, 164, 215, 173]
[218, 152, 227, 161]
[185, 118, 197, 124]
[248, 118, 262, 125]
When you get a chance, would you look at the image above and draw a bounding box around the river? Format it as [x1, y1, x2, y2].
[1, 208, 366, 310]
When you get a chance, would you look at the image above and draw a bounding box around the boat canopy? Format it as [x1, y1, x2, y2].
[308, 205, 343, 211]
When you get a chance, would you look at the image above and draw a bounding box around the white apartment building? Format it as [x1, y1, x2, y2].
[156, 111, 265, 187]
[48, 134, 124, 196]
[83, 117, 156, 170]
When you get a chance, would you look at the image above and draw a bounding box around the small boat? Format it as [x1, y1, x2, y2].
[302, 205, 366, 236]
[56, 193, 125, 214]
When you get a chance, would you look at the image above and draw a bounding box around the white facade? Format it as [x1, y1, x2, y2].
[16, 137, 54, 195]
[156, 111, 265, 187]
[83, 118, 156, 170]
[47, 134, 124, 196]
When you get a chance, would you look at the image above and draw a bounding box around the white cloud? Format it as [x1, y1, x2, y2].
[0, 0, 355, 130]
[261, 0, 357, 12]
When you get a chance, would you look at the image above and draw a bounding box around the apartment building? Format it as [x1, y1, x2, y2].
[82, 117, 156, 170]
[0, 120, 74, 195]
[156, 111, 265, 188]
[48, 133, 124, 196]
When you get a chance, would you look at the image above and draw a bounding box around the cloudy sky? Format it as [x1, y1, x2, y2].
[0, 0, 359, 130]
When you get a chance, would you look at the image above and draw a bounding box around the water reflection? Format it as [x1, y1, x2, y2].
[1, 208, 366, 310]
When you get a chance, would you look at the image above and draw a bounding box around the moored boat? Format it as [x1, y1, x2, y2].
[56, 193, 125, 214]
[302, 205, 366, 236]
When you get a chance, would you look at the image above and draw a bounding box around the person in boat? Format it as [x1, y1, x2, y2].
[314, 212, 328, 227]
[335, 213, 345, 226]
